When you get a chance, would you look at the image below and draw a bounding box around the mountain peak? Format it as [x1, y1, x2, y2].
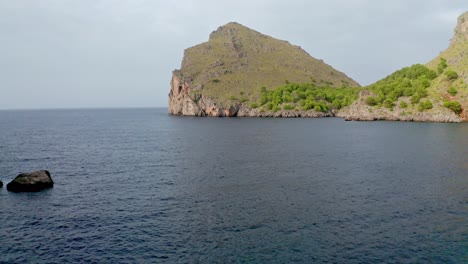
[216, 22, 250, 30]
[451, 11, 468, 46]
[223, 22, 243, 27]
[209, 22, 261, 40]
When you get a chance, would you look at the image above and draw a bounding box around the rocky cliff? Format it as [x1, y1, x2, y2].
[339, 12, 467, 123]
[169, 14, 467, 122]
[168, 22, 359, 117]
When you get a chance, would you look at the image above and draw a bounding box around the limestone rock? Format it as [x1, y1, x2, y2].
[450, 11, 468, 47]
[7, 170, 54, 192]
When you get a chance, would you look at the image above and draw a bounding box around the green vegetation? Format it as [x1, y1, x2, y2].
[249, 102, 258, 108]
[283, 104, 293, 110]
[256, 82, 360, 112]
[445, 70, 459, 80]
[443, 101, 462, 114]
[399, 101, 408, 108]
[437, 58, 448, 74]
[418, 100, 433, 111]
[411, 94, 421, 105]
[447, 86, 458, 96]
[383, 99, 394, 109]
[365, 64, 437, 109]
[365, 96, 378, 106]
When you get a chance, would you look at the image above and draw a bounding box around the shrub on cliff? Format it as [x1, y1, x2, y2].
[383, 99, 394, 109]
[445, 70, 459, 80]
[443, 101, 462, 114]
[314, 104, 329, 112]
[365, 96, 378, 106]
[447, 86, 458, 96]
[411, 94, 421, 105]
[418, 100, 433, 111]
[437, 58, 448, 74]
[283, 104, 293, 110]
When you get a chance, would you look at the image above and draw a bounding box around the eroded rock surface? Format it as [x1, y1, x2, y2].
[7, 170, 54, 192]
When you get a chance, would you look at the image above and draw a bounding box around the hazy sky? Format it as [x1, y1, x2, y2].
[0, 1, 466, 109]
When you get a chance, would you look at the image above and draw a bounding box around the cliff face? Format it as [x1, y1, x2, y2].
[169, 22, 359, 117]
[168, 70, 201, 116]
[338, 12, 467, 123]
[450, 12, 468, 47]
[168, 70, 239, 117]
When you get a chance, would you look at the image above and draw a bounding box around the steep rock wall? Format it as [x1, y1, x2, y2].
[169, 71, 239, 117]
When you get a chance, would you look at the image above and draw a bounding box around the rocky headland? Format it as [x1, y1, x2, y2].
[169, 12, 468, 122]
[168, 22, 358, 117]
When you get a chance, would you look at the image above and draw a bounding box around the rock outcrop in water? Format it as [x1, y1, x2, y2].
[168, 22, 359, 117]
[0, 180, 3, 188]
[7, 170, 54, 192]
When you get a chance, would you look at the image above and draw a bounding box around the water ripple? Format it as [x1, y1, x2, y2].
[0, 109, 466, 263]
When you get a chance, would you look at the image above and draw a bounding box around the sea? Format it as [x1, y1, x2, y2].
[0, 108, 466, 263]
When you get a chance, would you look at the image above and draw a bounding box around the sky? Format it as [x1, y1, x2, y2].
[0, 1, 466, 110]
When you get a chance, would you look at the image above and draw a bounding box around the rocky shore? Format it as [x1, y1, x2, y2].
[336, 91, 462, 123]
[169, 72, 462, 122]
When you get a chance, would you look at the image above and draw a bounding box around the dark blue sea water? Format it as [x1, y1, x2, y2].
[0, 108, 467, 263]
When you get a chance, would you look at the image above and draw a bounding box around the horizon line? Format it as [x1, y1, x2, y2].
[0, 106, 168, 111]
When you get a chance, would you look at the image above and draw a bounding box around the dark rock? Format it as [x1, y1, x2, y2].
[0, 180, 3, 188]
[7, 170, 54, 192]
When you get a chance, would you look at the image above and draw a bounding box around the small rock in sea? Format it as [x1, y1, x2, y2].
[7, 170, 54, 192]
[0, 180, 3, 188]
